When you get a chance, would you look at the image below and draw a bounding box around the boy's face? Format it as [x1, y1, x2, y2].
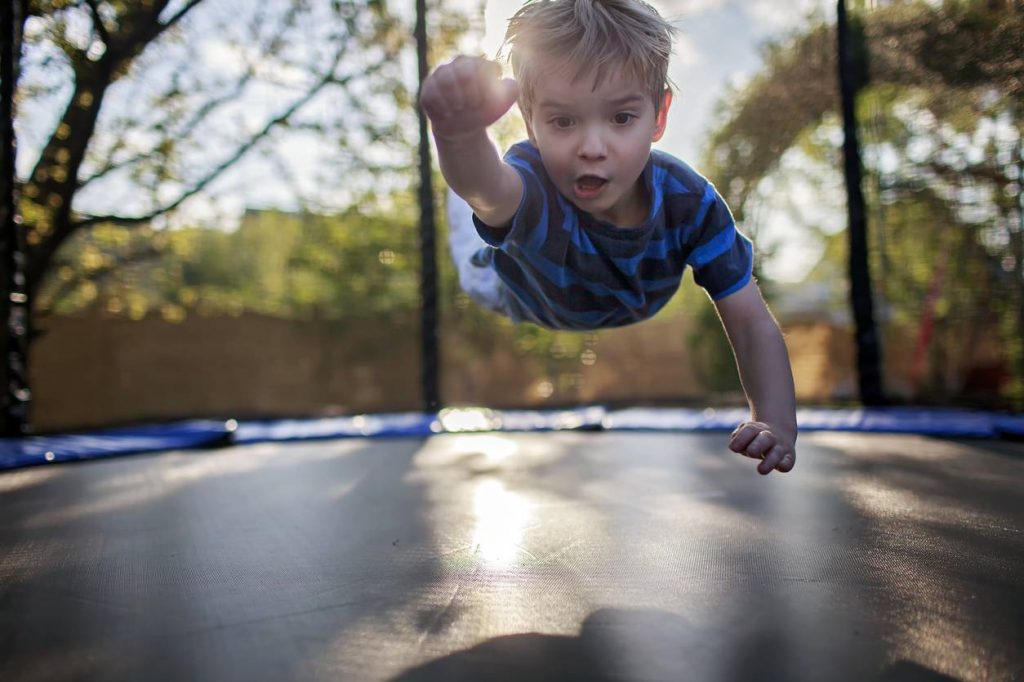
[524, 58, 670, 227]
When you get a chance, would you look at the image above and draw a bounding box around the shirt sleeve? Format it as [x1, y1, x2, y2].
[471, 143, 546, 247]
[686, 182, 754, 300]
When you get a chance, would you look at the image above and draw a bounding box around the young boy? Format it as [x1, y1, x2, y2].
[420, 0, 797, 474]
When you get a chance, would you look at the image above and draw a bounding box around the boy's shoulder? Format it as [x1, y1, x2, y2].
[505, 140, 543, 166]
[648, 149, 713, 196]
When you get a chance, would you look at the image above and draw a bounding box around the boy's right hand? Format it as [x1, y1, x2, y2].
[420, 56, 519, 140]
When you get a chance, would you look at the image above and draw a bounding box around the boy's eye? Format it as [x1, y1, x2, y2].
[550, 117, 573, 129]
[612, 112, 636, 125]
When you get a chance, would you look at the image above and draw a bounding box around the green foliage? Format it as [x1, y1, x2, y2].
[42, 199, 424, 322]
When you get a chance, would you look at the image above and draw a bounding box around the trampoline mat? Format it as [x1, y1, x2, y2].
[1, 431, 1022, 681]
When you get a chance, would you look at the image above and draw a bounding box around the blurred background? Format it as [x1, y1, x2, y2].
[2, 0, 1022, 433]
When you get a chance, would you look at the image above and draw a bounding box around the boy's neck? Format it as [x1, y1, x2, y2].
[596, 177, 649, 229]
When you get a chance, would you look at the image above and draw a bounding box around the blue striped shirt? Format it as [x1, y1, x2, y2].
[472, 141, 753, 331]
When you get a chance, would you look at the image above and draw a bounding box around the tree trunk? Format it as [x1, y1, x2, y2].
[25, 66, 114, 306]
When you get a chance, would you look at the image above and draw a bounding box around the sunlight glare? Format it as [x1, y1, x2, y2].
[438, 407, 502, 433]
[472, 478, 532, 568]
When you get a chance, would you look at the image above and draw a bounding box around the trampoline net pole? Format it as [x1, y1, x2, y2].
[1, 0, 30, 436]
[837, 0, 885, 407]
[416, 0, 441, 413]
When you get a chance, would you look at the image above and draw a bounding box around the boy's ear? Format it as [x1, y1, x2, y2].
[652, 89, 672, 142]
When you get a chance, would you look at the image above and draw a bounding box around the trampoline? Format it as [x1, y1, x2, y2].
[3, 1, 1024, 680]
[2, 420, 1023, 681]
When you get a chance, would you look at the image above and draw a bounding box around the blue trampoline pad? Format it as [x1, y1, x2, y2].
[0, 420, 233, 470]
[1, 407, 1020, 472]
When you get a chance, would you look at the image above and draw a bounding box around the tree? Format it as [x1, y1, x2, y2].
[15, 0, 409, 319]
[42, 203, 423, 319]
[702, 0, 1024, 407]
[704, 0, 1022, 215]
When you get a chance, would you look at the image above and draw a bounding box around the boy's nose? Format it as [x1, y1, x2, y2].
[577, 127, 607, 160]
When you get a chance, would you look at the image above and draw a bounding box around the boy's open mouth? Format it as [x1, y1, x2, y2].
[573, 175, 608, 199]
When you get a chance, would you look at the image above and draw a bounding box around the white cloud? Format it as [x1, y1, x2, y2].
[657, 0, 728, 16]
[745, 0, 834, 33]
[673, 32, 704, 68]
[198, 40, 309, 87]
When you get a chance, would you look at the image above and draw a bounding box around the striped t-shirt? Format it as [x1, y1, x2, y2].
[472, 140, 753, 331]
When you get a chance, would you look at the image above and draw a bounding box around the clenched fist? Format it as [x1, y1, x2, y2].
[729, 421, 796, 475]
[420, 56, 520, 140]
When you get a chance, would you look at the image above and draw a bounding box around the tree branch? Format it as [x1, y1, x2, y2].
[79, 66, 257, 186]
[80, 0, 305, 187]
[84, 0, 111, 45]
[73, 56, 386, 230]
[98, 0, 203, 69]
[150, 0, 205, 43]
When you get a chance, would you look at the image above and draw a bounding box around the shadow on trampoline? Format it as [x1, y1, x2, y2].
[394, 608, 960, 682]
[394, 608, 734, 682]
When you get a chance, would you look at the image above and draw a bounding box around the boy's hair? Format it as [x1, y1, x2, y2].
[502, 0, 676, 121]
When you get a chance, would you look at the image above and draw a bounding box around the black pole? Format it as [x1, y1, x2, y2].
[1, 0, 30, 435]
[415, 0, 441, 413]
[837, 0, 885, 406]
[1014, 110, 1024, 407]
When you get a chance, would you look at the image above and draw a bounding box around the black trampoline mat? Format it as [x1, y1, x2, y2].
[1, 431, 1022, 681]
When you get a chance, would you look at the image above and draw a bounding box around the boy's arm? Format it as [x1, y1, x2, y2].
[420, 56, 523, 228]
[434, 131, 523, 228]
[713, 279, 798, 475]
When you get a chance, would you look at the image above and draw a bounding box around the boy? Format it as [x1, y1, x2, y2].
[420, 0, 797, 474]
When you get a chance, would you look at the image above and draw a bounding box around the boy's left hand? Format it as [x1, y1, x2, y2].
[729, 421, 796, 475]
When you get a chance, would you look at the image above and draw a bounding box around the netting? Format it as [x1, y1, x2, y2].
[702, 0, 1023, 410]
[859, 0, 1023, 408]
[6, 0, 1021, 433]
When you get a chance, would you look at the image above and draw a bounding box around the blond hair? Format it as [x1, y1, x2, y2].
[502, 0, 676, 121]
